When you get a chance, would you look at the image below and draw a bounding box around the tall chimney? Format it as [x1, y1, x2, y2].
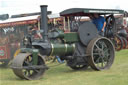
[40, 5, 48, 42]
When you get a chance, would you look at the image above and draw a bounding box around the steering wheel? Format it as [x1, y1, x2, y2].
[105, 15, 116, 38]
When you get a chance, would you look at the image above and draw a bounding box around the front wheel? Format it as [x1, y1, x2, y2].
[11, 53, 47, 80]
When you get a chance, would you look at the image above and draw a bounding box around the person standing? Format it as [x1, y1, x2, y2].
[90, 14, 106, 36]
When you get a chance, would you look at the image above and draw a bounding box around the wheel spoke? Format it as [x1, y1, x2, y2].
[24, 61, 29, 65]
[93, 53, 99, 56]
[95, 56, 101, 63]
[104, 48, 109, 54]
[101, 58, 104, 68]
[27, 70, 31, 76]
[104, 48, 110, 61]
[95, 44, 101, 50]
[101, 44, 104, 50]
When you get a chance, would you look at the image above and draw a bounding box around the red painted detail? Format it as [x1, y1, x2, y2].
[0, 45, 10, 59]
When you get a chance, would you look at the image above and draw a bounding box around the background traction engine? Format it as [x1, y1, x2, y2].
[11, 5, 115, 80]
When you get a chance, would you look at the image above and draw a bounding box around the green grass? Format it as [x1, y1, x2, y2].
[0, 50, 128, 85]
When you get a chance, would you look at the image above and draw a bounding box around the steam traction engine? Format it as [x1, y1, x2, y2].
[11, 5, 121, 80]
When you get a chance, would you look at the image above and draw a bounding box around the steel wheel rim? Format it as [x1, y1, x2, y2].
[12, 53, 46, 80]
[87, 37, 115, 71]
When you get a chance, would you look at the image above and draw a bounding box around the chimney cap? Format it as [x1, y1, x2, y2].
[40, 5, 48, 7]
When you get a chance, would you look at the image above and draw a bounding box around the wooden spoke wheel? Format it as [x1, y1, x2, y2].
[114, 35, 123, 51]
[86, 37, 115, 71]
[121, 37, 127, 49]
[11, 53, 47, 80]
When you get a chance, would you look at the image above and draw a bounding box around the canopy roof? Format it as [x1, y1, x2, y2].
[0, 15, 39, 28]
[60, 8, 125, 16]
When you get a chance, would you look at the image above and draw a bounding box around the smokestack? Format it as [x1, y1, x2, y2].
[40, 5, 48, 42]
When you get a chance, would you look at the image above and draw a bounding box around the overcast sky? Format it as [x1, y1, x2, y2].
[0, 0, 128, 15]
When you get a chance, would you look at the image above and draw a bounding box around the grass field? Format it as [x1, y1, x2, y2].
[0, 50, 128, 85]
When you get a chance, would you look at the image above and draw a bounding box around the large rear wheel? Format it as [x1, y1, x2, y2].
[86, 37, 115, 71]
